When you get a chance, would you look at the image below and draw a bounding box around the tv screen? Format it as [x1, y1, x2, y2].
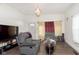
[0, 25, 18, 41]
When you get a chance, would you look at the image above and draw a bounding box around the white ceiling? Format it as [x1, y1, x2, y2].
[7, 3, 73, 15]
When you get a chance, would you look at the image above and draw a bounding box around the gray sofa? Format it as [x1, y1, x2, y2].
[45, 32, 56, 40]
[16, 32, 40, 55]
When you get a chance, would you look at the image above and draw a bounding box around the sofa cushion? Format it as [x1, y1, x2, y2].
[25, 38, 32, 43]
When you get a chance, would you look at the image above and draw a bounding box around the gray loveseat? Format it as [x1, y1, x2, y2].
[16, 32, 40, 55]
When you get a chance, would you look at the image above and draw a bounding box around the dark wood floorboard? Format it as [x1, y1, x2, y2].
[4, 42, 75, 55]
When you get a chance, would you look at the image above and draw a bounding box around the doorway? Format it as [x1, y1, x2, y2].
[38, 21, 62, 41]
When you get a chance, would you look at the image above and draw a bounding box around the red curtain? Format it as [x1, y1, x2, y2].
[45, 22, 54, 32]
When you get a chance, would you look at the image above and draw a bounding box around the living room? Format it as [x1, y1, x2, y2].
[0, 3, 79, 55]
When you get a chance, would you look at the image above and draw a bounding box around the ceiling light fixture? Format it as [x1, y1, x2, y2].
[35, 7, 41, 17]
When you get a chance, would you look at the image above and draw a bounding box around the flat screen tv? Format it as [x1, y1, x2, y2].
[0, 25, 18, 41]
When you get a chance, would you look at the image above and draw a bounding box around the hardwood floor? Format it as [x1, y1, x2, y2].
[4, 42, 75, 55]
[38, 42, 74, 55]
[54, 42, 74, 55]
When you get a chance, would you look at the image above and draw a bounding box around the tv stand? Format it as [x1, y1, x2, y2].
[3, 43, 18, 51]
[0, 39, 18, 54]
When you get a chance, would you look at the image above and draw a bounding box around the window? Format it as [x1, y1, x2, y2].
[72, 14, 79, 43]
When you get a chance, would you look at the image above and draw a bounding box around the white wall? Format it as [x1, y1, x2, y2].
[0, 4, 27, 33]
[65, 4, 79, 53]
